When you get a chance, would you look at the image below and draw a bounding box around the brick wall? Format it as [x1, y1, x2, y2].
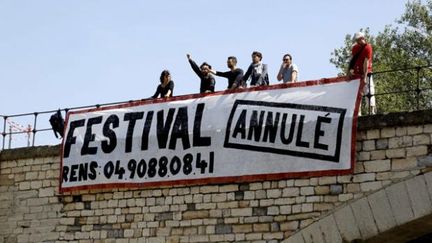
[1, 111, 432, 243]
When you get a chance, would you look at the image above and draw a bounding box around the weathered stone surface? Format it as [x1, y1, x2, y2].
[385, 181, 414, 225]
[350, 198, 378, 239]
[405, 175, 432, 218]
[333, 206, 361, 242]
[367, 190, 397, 232]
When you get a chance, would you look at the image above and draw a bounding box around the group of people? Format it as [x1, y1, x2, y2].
[151, 51, 299, 98]
[152, 31, 375, 115]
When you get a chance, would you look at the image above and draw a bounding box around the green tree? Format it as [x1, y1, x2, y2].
[330, 0, 432, 114]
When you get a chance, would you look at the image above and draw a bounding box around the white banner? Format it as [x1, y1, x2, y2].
[60, 77, 362, 191]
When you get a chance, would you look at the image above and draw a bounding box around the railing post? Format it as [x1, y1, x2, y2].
[1, 116, 6, 150]
[367, 73, 372, 115]
[416, 67, 421, 110]
[32, 112, 38, 147]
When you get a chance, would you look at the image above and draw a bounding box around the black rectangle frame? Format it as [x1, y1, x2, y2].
[224, 100, 346, 162]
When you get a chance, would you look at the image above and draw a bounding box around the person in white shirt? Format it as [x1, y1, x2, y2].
[277, 54, 299, 83]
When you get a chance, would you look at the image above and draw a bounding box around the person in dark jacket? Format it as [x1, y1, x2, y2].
[241, 51, 269, 87]
[152, 70, 174, 98]
[186, 54, 215, 93]
[209, 56, 244, 90]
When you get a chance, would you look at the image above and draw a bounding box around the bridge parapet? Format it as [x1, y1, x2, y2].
[1, 110, 432, 242]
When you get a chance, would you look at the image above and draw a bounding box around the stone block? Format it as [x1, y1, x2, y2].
[211, 193, 227, 202]
[386, 148, 405, 159]
[314, 186, 330, 195]
[407, 126, 423, 135]
[231, 208, 252, 217]
[360, 181, 382, 192]
[333, 205, 361, 242]
[413, 134, 430, 145]
[183, 210, 209, 220]
[367, 190, 397, 233]
[385, 181, 414, 225]
[346, 183, 360, 193]
[232, 224, 252, 233]
[424, 124, 432, 133]
[424, 172, 432, 200]
[318, 176, 336, 185]
[294, 179, 310, 187]
[381, 127, 395, 138]
[406, 146, 428, 157]
[253, 223, 270, 232]
[405, 175, 432, 218]
[267, 206, 279, 215]
[418, 155, 432, 167]
[376, 139, 388, 150]
[301, 203, 313, 213]
[396, 127, 407, 136]
[366, 129, 380, 139]
[38, 188, 54, 197]
[353, 173, 375, 183]
[279, 188, 297, 198]
[392, 157, 418, 170]
[318, 215, 342, 243]
[364, 160, 391, 172]
[301, 223, 324, 243]
[267, 189, 281, 198]
[388, 137, 403, 149]
[363, 140, 375, 151]
[370, 150, 386, 160]
[280, 205, 292, 215]
[330, 185, 343, 195]
[357, 152, 370, 161]
[300, 187, 314, 196]
[215, 224, 232, 234]
[200, 186, 219, 194]
[350, 197, 378, 239]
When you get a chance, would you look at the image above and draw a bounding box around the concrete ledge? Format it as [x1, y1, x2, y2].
[358, 110, 432, 131]
[0, 145, 60, 161]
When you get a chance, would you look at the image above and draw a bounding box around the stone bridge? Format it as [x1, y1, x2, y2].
[1, 110, 432, 242]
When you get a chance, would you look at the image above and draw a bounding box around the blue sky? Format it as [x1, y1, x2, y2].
[0, 0, 408, 147]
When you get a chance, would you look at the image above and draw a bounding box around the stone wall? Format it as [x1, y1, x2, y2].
[1, 110, 432, 243]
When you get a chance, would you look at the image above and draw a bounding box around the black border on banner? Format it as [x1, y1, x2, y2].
[59, 76, 364, 193]
[224, 100, 346, 162]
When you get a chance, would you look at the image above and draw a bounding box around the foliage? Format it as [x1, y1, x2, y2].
[330, 0, 432, 114]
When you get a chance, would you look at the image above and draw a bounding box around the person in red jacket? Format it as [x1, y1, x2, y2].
[349, 32, 376, 115]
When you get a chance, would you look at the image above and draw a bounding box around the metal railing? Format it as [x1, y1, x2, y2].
[363, 65, 432, 115]
[0, 99, 143, 150]
[1, 65, 432, 150]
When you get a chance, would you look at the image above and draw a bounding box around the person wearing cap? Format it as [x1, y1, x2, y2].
[349, 32, 376, 115]
[277, 53, 299, 83]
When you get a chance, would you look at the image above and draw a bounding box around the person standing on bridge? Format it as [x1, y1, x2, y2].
[349, 32, 376, 115]
[277, 53, 299, 83]
[186, 54, 216, 93]
[152, 70, 174, 99]
[209, 56, 244, 90]
[241, 51, 269, 87]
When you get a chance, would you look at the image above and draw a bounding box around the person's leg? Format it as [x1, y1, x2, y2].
[368, 75, 376, 114]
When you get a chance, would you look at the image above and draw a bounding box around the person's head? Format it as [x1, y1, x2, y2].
[227, 56, 237, 69]
[282, 54, 292, 66]
[200, 62, 212, 76]
[354, 32, 366, 45]
[159, 70, 171, 83]
[251, 51, 262, 64]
